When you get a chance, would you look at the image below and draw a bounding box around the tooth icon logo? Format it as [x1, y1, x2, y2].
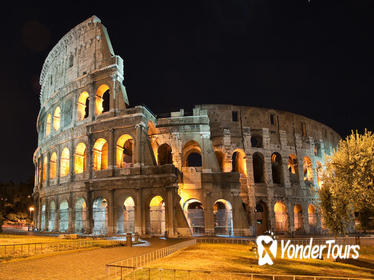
[256, 235, 277, 265]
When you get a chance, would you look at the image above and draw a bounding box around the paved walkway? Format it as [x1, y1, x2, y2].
[0, 238, 182, 280]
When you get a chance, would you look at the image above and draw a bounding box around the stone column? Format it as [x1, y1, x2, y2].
[55, 197, 60, 232]
[68, 193, 74, 233]
[166, 187, 175, 237]
[135, 188, 143, 235]
[287, 201, 294, 234]
[86, 191, 93, 234]
[134, 122, 146, 166]
[204, 192, 214, 235]
[107, 189, 115, 235]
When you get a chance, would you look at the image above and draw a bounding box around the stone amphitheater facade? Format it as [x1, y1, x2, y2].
[33, 16, 340, 237]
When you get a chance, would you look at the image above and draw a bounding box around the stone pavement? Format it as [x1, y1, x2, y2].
[0, 238, 182, 280]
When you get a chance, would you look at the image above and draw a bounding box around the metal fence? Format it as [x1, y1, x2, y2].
[106, 239, 197, 279]
[106, 267, 374, 280]
[0, 239, 124, 259]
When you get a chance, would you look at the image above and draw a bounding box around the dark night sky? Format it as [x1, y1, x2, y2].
[0, 1, 373, 182]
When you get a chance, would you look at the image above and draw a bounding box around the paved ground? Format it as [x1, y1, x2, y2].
[0, 238, 182, 280]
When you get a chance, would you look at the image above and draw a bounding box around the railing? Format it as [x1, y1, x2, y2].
[106, 239, 196, 279]
[197, 237, 254, 245]
[0, 239, 125, 259]
[106, 267, 374, 280]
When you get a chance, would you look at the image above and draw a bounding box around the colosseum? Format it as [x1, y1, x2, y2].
[33, 16, 340, 237]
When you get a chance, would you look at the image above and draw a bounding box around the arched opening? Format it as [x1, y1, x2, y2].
[120, 197, 135, 234]
[271, 153, 283, 185]
[182, 141, 202, 167]
[158, 143, 173, 165]
[303, 156, 313, 183]
[288, 154, 299, 184]
[214, 151, 225, 171]
[232, 150, 247, 177]
[274, 202, 288, 232]
[50, 152, 57, 179]
[53, 107, 61, 131]
[116, 134, 134, 168]
[37, 156, 42, 186]
[314, 142, 321, 157]
[213, 199, 233, 236]
[60, 148, 70, 177]
[75, 198, 87, 233]
[308, 204, 317, 229]
[251, 135, 262, 148]
[77, 91, 89, 121]
[255, 201, 268, 235]
[46, 113, 51, 137]
[48, 201, 56, 231]
[148, 196, 165, 236]
[74, 143, 87, 174]
[294, 204, 304, 232]
[316, 161, 323, 189]
[42, 156, 47, 183]
[96, 84, 110, 115]
[93, 138, 108, 171]
[93, 197, 108, 235]
[253, 152, 264, 183]
[183, 199, 205, 235]
[41, 204, 46, 231]
[59, 200, 69, 232]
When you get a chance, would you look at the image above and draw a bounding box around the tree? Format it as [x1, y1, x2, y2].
[319, 130, 374, 234]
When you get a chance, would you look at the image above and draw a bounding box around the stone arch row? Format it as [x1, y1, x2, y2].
[38, 193, 171, 236]
[44, 84, 111, 138]
[36, 133, 135, 185]
[255, 200, 319, 235]
[182, 198, 234, 236]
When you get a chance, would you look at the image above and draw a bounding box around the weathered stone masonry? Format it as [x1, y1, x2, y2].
[33, 16, 340, 237]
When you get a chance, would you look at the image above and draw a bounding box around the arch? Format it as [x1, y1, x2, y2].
[251, 135, 262, 148]
[41, 204, 46, 231]
[253, 152, 264, 183]
[294, 204, 304, 232]
[59, 200, 69, 232]
[274, 201, 288, 232]
[116, 134, 134, 168]
[288, 154, 299, 184]
[96, 84, 110, 115]
[48, 201, 56, 231]
[50, 152, 57, 179]
[308, 204, 317, 227]
[118, 196, 135, 234]
[214, 150, 225, 171]
[74, 143, 87, 174]
[183, 199, 205, 235]
[68, 54, 74, 68]
[271, 152, 283, 185]
[93, 138, 108, 171]
[42, 156, 47, 183]
[255, 201, 269, 235]
[182, 140, 202, 167]
[46, 113, 51, 137]
[77, 91, 89, 121]
[148, 195, 165, 236]
[60, 147, 70, 177]
[75, 198, 87, 233]
[232, 150, 247, 177]
[314, 142, 321, 157]
[93, 197, 108, 235]
[303, 156, 313, 182]
[53, 107, 61, 131]
[37, 156, 42, 186]
[213, 199, 233, 236]
[158, 143, 173, 165]
[316, 161, 323, 189]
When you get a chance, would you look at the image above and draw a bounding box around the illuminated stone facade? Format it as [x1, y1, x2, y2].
[33, 16, 340, 237]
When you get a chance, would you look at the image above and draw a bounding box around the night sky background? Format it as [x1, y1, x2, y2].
[0, 1, 373, 182]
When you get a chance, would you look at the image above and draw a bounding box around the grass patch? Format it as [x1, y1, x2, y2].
[147, 243, 374, 278]
[0, 234, 59, 245]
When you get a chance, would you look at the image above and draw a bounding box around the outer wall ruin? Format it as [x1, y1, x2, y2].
[33, 16, 340, 237]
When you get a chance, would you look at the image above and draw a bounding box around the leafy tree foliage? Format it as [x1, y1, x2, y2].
[319, 130, 374, 234]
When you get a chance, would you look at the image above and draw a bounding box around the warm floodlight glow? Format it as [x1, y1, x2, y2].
[116, 134, 133, 168]
[96, 84, 110, 115]
[93, 138, 108, 171]
[77, 91, 90, 120]
[74, 143, 87, 174]
[46, 113, 51, 137]
[50, 152, 57, 179]
[60, 147, 70, 177]
[53, 107, 61, 131]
